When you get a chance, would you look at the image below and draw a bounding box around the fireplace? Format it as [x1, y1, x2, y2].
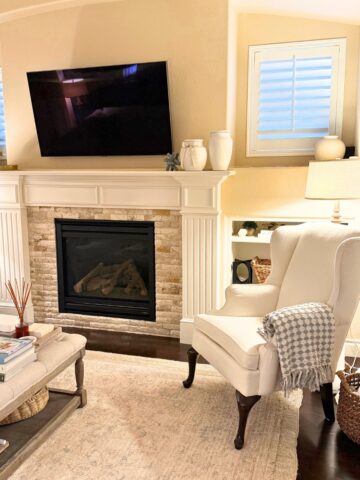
[55, 219, 155, 321]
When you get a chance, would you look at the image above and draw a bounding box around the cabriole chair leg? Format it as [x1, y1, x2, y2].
[320, 383, 335, 422]
[234, 390, 261, 449]
[183, 347, 199, 389]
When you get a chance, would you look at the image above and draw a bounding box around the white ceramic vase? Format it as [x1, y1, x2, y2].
[179, 139, 207, 171]
[314, 135, 346, 161]
[209, 130, 233, 171]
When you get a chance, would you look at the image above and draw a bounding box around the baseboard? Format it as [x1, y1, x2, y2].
[180, 318, 194, 344]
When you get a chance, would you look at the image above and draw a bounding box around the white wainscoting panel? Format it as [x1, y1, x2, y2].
[100, 185, 180, 209]
[24, 184, 99, 206]
[0, 184, 18, 206]
[0, 210, 27, 305]
[183, 187, 215, 210]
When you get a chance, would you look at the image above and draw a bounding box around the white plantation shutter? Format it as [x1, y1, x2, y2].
[247, 39, 346, 156]
[0, 69, 6, 156]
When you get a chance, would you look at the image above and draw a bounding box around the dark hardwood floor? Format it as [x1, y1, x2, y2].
[64, 327, 360, 480]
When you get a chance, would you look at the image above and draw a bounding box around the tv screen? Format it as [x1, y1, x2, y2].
[27, 61, 172, 156]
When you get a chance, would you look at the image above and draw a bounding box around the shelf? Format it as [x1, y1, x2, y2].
[231, 235, 271, 244]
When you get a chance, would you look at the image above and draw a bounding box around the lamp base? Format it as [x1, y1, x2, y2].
[331, 200, 342, 223]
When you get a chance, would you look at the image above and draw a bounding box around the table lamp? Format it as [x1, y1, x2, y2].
[305, 159, 360, 223]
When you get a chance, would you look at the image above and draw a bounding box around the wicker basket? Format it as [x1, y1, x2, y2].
[0, 387, 49, 425]
[336, 371, 360, 444]
[251, 257, 271, 284]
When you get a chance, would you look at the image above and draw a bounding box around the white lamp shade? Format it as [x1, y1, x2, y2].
[305, 159, 360, 200]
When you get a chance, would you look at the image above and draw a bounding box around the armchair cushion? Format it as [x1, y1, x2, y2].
[216, 284, 279, 317]
[195, 314, 266, 370]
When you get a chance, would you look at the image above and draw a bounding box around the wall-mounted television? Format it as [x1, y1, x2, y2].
[27, 61, 172, 156]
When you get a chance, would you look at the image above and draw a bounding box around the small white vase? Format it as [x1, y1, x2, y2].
[314, 135, 346, 161]
[179, 139, 207, 171]
[209, 130, 233, 171]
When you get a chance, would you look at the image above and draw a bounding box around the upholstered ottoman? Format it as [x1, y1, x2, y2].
[0, 332, 87, 479]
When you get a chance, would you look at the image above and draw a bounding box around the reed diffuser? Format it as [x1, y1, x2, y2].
[5, 279, 32, 338]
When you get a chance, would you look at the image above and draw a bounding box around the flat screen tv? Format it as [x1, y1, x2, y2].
[27, 61, 172, 156]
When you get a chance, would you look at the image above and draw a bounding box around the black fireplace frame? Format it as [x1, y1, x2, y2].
[55, 219, 156, 321]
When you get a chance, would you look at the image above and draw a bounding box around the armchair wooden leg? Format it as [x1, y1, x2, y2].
[320, 383, 335, 422]
[183, 347, 199, 389]
[234, 390, 261, 450]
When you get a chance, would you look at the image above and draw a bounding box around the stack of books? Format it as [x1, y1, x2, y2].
[0, 337, 36, 382]
[29, 323, 62, 350]
[0, 314, 18, 338]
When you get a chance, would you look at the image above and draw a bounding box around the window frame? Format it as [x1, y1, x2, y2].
[0, 68, 6, 159]
[246, 38, 347, 157]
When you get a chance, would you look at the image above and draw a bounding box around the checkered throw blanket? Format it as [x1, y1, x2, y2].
[258, 302, 335, 396]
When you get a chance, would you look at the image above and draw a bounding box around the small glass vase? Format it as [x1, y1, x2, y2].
[15, 323, 29, 339]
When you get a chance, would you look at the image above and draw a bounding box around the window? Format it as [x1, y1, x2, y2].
[0, 69, 6, 158]
[247, 38, 346, 157]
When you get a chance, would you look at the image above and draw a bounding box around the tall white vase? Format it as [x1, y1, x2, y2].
[314, 135, 346, 161]
[209, 130, 233, 171]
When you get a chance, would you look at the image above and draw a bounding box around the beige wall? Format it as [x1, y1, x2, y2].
[0, 1, 53, 14]
[235, 14, 360, 167]
[222, 166, 360, 338]
[222, 166, 359, 219]
[0, 0, 229, 169]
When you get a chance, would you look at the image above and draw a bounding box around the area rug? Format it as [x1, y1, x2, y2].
[10, 351, 302, 480]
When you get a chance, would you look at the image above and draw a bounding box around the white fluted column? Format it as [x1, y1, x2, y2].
[174, 171, 233, 343]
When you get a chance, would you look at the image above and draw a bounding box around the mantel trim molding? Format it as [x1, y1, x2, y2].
[0, 170, 233, 213]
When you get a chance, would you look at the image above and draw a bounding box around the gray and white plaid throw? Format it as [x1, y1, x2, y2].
[258, 302, 335, 396]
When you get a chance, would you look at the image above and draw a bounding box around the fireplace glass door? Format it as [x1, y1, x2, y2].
[55, 219, 155, 320]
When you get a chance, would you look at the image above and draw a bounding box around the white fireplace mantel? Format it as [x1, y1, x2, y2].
[0, 169, 234, 343]
[0, 169, 232, 212]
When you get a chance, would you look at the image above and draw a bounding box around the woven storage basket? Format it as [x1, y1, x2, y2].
[0, 387, 49, 425]
[336, 371, 360, 444]
[251, 257, 271, 284]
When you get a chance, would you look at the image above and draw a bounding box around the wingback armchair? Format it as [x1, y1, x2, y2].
[183, 222, 360, 449]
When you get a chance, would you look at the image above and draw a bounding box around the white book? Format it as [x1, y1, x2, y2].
[0, 351, 36, 382]
[29, 323, 54, 339]
[0, 348, 36, 374]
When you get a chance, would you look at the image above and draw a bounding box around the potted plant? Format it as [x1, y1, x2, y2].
[242, 221, 258, 237]
[164, 153, 180, 171]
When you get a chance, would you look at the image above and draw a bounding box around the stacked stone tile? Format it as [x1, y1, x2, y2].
[27, 207, 182, 338]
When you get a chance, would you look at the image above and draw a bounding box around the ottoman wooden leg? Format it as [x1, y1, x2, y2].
[75, 349, 87, 408]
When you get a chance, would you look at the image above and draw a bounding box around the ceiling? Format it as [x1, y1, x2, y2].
[233, 0, 360, 25]
[0, 0, 360, 25]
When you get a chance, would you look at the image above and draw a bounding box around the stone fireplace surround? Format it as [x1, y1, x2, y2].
[0, 170, 233, 342]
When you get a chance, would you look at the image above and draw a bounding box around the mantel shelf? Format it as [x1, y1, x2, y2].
[0, 169, 235, 178]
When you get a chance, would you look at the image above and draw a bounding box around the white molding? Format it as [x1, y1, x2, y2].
[0, 170, 233, 211]
[0, 169, 234, 337]
[0, 0, 123, 24]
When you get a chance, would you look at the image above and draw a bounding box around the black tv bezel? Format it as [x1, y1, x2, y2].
[26, 60, 173, 157]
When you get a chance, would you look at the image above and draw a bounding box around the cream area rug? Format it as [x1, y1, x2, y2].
[10, 351, 302, 480]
